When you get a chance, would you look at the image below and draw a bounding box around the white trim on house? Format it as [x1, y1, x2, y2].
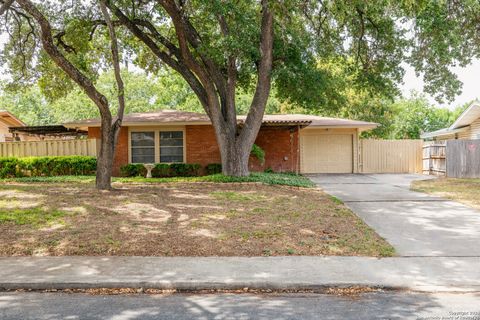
[420, 127, 469, 140]
[450, 102, 480, 129]
[127, 126, 186, 164]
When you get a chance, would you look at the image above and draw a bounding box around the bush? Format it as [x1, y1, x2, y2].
[120, 163, 146, 177]
[170, 163, 201, 177]
[152, 163, 170, 177]
[0, 156, 97, 178]
[0, 158, 19, 178]
[120, 163, 201, 177]
[251, 144, 265, 165]
[206, 163, 222, 175]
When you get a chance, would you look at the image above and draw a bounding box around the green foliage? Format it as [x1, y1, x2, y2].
[200, 173, 315, 188]
[120, 163, 201, 178]
[1, 172, 315, 188]
[0, 208, 68, 227]
[205, 163, 222, 175]
[250, 144, 265, 165]
[119, 164, 146, 177]
[388, 92, 469, 139]
[0, 84, 56, 125]
[0, 156, 96, 178]
[169, 163, 201, 177]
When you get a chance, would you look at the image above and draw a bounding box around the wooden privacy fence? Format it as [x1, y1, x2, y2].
[422, 142, 446, 175]
[446, 139, 480, 178]
[360, 139, 423, 173]
[0, 139, 97, 158]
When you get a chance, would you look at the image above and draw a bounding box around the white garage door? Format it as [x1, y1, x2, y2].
[301, 133, 353, 173]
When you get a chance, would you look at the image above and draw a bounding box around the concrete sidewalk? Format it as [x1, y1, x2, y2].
[1, 256, 479, 292]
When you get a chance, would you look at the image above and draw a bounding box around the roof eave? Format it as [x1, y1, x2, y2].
[421, 126, 468, 139]
[450, 102, 480, 129]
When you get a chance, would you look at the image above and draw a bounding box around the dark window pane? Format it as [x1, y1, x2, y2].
[132, 154, 155, 163]
[160, 131, 183, 139]
[131, 131, 155, 163]
[159, 131, 184, 162]
[160, 146, 183, 156]
[161, 139, 183, 146]
[160, 155, 183, 163]
[131, 132, 155, 147]
[132, 148, 155, 156]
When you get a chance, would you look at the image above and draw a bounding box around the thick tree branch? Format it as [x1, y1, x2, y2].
[240, 0, 274, 145]
[15, 0, 111, 118]
[157, 0, 228, 122]
[0, 0, 14, 16]
[53, 31, 76, 53]
[105, 0, 211, 114]
[99, 0, 125, 148]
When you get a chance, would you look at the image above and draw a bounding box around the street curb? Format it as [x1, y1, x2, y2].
[1, 256, 479, 293]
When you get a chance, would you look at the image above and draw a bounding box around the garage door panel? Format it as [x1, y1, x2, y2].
[301, 134, 353, 173]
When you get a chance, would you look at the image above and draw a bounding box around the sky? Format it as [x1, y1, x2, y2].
[401, 60, 480, 109]
[0, 33, 478, 109]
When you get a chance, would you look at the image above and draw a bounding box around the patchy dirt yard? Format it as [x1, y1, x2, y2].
[0, 182, 394, 257]
[412, 178, 480, 210]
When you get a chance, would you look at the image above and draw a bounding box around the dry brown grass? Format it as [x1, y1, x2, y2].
[0, 182, 394, 257]
[412, 178, 480, 210]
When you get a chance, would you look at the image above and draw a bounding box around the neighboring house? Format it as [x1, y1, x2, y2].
[64, 110, 377, 175]
[0, 110, 27, 142]
[421, 102, 480, 141]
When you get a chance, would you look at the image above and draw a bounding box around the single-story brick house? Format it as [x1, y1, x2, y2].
[421, 102, 480, 141]
[64, 110, 377, 176]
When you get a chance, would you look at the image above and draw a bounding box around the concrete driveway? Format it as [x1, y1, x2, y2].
[309, 174, 480, 257]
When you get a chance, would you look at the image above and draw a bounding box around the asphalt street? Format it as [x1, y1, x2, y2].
[1, 291, 479, 320]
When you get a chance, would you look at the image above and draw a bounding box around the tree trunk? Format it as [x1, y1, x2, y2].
[220, 138, 251, 177]
[96, 119, 116, 190]
[215, 116, 253, 177]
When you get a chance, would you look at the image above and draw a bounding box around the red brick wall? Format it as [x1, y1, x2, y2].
[88, 127, 129, 176]
[90, 125, 299, 176]
[250, 126, 299, 173]
[185, 125, 221, 168]
[185, 125, 299, 173]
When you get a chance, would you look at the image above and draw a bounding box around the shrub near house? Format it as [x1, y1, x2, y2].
[0, 156, 96, 178]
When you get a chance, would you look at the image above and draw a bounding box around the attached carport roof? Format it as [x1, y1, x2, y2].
[64, 110, 378, 130]
[9, 125, 88, 137]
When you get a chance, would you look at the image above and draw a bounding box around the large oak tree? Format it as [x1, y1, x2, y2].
[1, 0, 480, 183]
[104, 0, 480, 176]
[1, 0, 127, 189]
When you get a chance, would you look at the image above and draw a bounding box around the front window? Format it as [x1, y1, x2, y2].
[131, 132, 155, 163]
[160, 131, 184, 163]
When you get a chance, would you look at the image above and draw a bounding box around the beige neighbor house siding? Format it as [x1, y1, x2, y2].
[468, 118, 480, 139]
[435, 118, 480, 141]
[299, 128, 358, 174]
[0, 120, 10, 142]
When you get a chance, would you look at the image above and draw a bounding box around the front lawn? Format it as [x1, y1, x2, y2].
[412, 178, 480, 210]
[0, 178, 394, 257]
[1, 172, 315, 188]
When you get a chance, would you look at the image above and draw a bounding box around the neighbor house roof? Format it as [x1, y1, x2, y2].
[64, 109, 378, 130]
[0, 110, 26, 127]
[421, 102, 480, 139]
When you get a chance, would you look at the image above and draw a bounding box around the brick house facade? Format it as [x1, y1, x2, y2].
[88, 124, 300, 176]
[68, 110, 376, 175]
